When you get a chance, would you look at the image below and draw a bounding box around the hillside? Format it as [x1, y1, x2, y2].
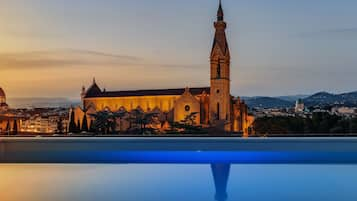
[242, 91, 357, 109]
[303, 91, 357, 107]
[243, 97, 294, 109]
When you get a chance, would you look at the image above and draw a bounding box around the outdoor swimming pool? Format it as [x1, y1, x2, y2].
[1, 138, 357, 201]
[1, 163, 357, 201]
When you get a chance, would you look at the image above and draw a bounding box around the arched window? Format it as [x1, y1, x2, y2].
[217, 63, 221, 78]
[217, 103, 220, 120]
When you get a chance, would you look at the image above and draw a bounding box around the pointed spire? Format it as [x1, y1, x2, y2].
[211, 0, 229, 58]
[217, 0, 224, 21]
[85, 77, 102, 98]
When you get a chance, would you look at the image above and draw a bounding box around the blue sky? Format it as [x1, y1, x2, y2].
[0, 0, 357, 98]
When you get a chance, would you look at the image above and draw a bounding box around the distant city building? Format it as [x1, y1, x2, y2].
[331, 106, 357, 117]
[19, 109, 69, 134]
[74, 1, 254, 135]
[312, 108, 331, 114]
[295, 99, 305, 113]
[253, 108, 295, 118]
[0, 83, 69, 136]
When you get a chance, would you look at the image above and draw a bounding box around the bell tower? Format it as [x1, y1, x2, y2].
[209, 0, 231, 125]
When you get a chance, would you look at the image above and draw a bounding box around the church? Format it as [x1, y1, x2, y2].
[74, 1, 254, 135]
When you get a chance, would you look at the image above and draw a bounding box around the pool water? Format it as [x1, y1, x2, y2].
[1, 163, 356, 201]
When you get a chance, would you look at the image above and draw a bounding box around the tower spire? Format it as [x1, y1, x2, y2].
[217, 0, 224, 21]
[211, 0, 229, 58]
[210, 0, 231, 128]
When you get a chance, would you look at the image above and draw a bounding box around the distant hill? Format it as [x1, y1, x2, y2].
[7, 98, 80, 108]
[242, 97, 294, 109]
[6, 91, 357, 109]
[242, 91, 357, 109]
[303, 91, 357, 107]
[277, 95, 309, 102]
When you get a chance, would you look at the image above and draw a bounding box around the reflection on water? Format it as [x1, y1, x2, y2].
[211, 164, 230, 201]
[1, 164, 357, 201]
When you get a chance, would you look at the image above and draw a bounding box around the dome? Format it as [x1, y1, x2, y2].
[0, 87, 5, 98]
[0, 87, 6, 105]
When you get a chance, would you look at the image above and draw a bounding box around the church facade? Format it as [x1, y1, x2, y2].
[75, 1, 254, 135]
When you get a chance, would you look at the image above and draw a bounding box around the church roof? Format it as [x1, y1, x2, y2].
[85, 87, 210, 98]
[85, 80, 102, 97]
[212, 32, 229, 56]
[0, 87, 5, 98]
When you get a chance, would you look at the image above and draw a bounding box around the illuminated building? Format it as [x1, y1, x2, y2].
[295, 99, 305, 113]
[0, 87, 9, 111]
[0, 102, 69, 134]
[19, 113, 68, 134]
[75, 1, 254, 135]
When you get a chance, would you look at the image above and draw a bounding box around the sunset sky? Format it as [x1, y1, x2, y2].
[1, 0, 357, 99]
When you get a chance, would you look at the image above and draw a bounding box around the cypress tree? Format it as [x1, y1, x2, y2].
[81, 114, 89, 132]
[350, 118, 357, 133]
[13, 119, 18, 135]
[5, 120, 10, 134]
[69, 109, 77, 133]
[89, 119, 95, 133]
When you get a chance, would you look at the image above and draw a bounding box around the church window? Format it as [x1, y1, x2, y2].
[185, 105, 191, 112]
[217, 62, 221, 78]
[217, 103, 220, 120]
[216, 89, 220, 94]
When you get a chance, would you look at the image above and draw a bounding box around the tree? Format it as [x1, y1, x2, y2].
[141, 112, 159, 134]
[5, 120, 10, 135]
[81, 114, 89, 132]
[89, 119, 95, 133]
[349, 118, 357, 133]
[128, 108, 144, 131]
[253, 113, 357, 136]
[124, 109, 159, 134]
[56, 118, 64, 134]
[167, 112, 205, 135]
[116, 110, 128, 133]
[13, 119, 18, 135]
[68, 109, 77, 133]
[90, 110, 125, 135]
[182, 112, 199, 126]
[92, 111, 110, 134]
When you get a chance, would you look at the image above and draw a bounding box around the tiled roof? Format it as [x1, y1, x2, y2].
[85, 87, 210, 98]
